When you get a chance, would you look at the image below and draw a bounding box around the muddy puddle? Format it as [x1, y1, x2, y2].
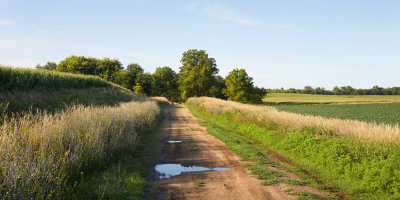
[155, 164, 230, 179]
[167, 140, 182, 143]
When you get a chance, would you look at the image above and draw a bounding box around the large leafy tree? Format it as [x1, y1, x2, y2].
[224, 68, 266, 104]
[113, 63, 144, 90]
[178, 49, 219, 101]
[57, 55, 122, 81]
[151, 66, 180, 102]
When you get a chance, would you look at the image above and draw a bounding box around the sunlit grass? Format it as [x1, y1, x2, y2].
[0, 100, 160, 199]
[263, 93, 400, 104]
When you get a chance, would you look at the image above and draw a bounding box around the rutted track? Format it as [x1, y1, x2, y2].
[149, 105, 294, 200]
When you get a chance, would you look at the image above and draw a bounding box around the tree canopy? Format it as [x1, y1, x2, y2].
[178, 49, 219, 101]
[57, 55, 122, 82]
[224, 68, 266, 104]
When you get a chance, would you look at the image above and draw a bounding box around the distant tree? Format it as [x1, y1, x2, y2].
[151, 66, 180, 102]
[57, 55, 122, 81]
[97, 58, 122, 81]
[36, 62, 57, 71]
[223, 68, 266, 104]
[113, 63, 144, 90]
[57, 55, 98, 75]
[209, 75, 226, 99]
[178, 49, 219, 101]
[136, 72, 152, 96]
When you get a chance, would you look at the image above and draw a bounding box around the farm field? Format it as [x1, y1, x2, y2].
[187, 97, 400, 199]
[274, 103, 400, 126]
[263, 93, 400, 104]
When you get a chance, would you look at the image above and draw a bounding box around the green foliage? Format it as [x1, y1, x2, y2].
[151, 66, 180, 102]
[274, 103, 400, 126]
[188, 100, 400, 199]
[0, 65, 111, 92]
[178, 49, 219, 101]
[113, 63, 144, 90]
[57, 55, 122, 81]
[36, 61, 57, 71]
[268, 85, 400, 95]
[224, 68, 266, 104]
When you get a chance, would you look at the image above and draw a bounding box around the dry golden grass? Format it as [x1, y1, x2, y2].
[0, 100, 159, 198]
[151, 96, 171, 104]
[187, 97, 400, 143]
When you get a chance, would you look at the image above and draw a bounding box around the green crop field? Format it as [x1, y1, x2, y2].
[263, 93, 400, 104]
[273, 103, 400, 126]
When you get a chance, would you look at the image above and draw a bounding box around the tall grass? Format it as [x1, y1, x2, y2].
[0, 100, 160, 199]
[188, 97, 400, 144]
[187, 97, 400, 199]
[0, 66, 111, 92]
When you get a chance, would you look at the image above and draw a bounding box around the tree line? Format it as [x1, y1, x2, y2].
[268, 85, 400, 95]
[36, 49, 266, 103]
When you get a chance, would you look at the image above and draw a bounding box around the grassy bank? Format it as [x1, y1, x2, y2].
[74, 99, 169, 199]
[274, 103, 400, 126]
[263, 93, 400, 104]
[188, 107, 337, 199]
[0, 66, 146, 120]
[0, 100, 161, 199]
[0, 66, 111, 92]
[187, 97, 400, 199]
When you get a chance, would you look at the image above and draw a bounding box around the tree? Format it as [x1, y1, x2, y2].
[223, 68, 266, 104]
[97, 58, 122, 82]
[113, 63, 144, 90]
[151, 66, 180, 102]
[178, 49, 219, 101]
[136, 72, 152, 96]
[36, 62, 57, 71]
[57, 55, 122, 81]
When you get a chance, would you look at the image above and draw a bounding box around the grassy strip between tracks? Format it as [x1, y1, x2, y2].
[188, 106, 339, 200]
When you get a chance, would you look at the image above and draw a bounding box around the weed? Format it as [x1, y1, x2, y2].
[195, 180, 204, 187]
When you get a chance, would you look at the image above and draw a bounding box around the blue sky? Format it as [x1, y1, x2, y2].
[1, 0, 399, 89]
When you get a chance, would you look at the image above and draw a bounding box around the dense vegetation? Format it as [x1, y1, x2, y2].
[0, 66, 111, 92]
[0, 100, 161, 199]
[274, 103, 400, 126]
[268, 85, 400, 95]
[36, 49, 266, 103]
[187, 97, 400, 199]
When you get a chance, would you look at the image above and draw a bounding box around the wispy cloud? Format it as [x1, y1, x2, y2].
[182, 2, 261, 27]
[203, 4, 261, 27]
[0, 19, 15, 26]
[181, 2, 305, 32]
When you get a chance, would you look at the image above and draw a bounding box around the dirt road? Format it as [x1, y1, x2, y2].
[149, 105, 313, 199]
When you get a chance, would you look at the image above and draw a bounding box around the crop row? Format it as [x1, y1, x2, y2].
[274, 103, 400, 126]
[0, 66, 112, 92]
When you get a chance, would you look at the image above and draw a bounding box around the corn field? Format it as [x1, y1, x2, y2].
[0, 66, 111, 92]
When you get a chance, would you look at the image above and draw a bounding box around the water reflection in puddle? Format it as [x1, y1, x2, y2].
[155, 164, 230, 179]
[167, 140, 182, 143]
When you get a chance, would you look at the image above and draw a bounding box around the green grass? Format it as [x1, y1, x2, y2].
[195, 180, 204, 187]
[188, 102, 400, 199]
[74, 105, 166, 199]
[187, 106, 334, 199]
[0, 65, 111, 92]
[273, 103, 400, 126]
[263, 93, 400, 104]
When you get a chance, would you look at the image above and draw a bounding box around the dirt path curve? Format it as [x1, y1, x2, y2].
[149, 105, 294, 200]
